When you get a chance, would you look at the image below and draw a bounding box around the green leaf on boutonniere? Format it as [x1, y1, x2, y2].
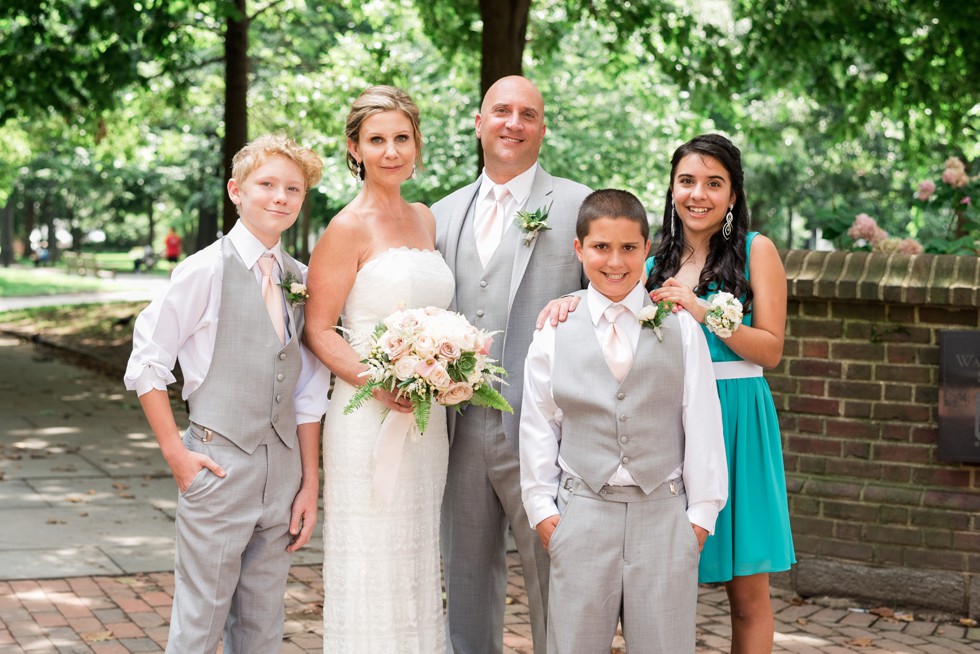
[515, 203, 552, 246]
[279, 272, 309, 305]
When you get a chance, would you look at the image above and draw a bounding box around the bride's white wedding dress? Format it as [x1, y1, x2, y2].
[321, 247, 453, 653]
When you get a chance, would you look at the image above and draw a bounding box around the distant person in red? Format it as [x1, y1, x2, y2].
[164, 227, 182, 263]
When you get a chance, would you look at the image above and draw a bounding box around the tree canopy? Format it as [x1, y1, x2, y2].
[1, 0, 977, 265]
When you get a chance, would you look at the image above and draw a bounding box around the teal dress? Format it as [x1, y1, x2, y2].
[646, 232, 795, 583]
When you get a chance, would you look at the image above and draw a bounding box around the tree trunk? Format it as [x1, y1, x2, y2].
[297, 201, 311, 262]
[477, 0, 531, 171]
[0, 198, 13, 267]
[147, 199, 156, 247]
[24, 198, 36, 252]
[222, 0, 249, 234]
[196, 167, 221, 253]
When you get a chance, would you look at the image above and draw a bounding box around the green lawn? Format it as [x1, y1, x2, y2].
[0, 266, 108, 297]
[95, 250, 172, 274]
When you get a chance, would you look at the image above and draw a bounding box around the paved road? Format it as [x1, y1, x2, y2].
[0, 292, 977, 652]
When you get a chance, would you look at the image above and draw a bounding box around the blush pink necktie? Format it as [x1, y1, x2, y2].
[602, 304, 632, 382]
[477, 185, 509, 267]
[258, 253, 286, 346]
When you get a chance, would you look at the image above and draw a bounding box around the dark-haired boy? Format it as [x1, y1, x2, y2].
[519, 188, 728, 653]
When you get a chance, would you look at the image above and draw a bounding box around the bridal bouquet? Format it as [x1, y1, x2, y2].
[344, 306, 513, 435]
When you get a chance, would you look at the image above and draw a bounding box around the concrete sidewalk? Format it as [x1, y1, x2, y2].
[0, 334, 977, 653]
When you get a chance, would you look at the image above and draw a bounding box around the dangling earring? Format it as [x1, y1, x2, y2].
[410, 165, 417, 179]
[671, 203, 678, 236]
[356, 161, 364, 183]
[723, 207, 734, 240]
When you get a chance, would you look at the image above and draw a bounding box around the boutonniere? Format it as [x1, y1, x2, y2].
[515, 203, 552, 246]
[279, 272, 309, 305]
[703, 292, 743, 338]
[638, 300, 674, 342]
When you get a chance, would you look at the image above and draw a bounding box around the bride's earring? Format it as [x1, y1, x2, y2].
[671, 203, 678, 236]
[723, 207, 734, 240]
[356, 161, 364, 183]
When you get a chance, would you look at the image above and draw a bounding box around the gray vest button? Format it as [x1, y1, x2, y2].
[617, 392, 625, 400]
[277, 373, 285, 381]
[476, 310, 485, 317]
[273, 414, 279, 423]
[622, 456, 630, 464]
[279, 353, 286, 360]
[480, 280, 488, 287]
[618, 414, 627, 422]
[620, 436, 628, 443]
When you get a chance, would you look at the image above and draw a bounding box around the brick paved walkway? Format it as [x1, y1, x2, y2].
[2, 556, 977, 653]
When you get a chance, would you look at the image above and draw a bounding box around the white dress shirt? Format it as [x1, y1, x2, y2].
[474, 162, 539, 241]
[123, 220, 330, 425]
[520, 282, 728, 533]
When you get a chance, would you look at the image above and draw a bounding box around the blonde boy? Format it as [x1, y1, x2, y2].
[124, 134, 330, 653]
[519, 189, 727, 653]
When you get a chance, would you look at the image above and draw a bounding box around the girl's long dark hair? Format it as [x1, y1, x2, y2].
[645, 134, 753, 313]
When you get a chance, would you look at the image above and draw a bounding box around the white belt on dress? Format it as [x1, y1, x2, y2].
[712, 360, 763, 380]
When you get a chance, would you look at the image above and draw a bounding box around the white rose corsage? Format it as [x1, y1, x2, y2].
[703, 292, 743, 338]
[279, 272, 309, 305]
[515, 203, 552, 246]
[638, 299, 674, 342]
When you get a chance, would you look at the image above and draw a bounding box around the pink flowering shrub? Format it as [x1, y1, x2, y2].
[913, 155, 978, 255]
[916, 180, 936, 201]
[847, 213, 888, 245]
[845, 213, 923, 254]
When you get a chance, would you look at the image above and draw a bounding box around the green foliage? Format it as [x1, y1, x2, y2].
[730, 0, 980, 163]
[0, 0, 192, 125]
[2, 0, 977, 257]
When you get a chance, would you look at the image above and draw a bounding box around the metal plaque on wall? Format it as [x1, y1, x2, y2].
[938, 330, 980, 463]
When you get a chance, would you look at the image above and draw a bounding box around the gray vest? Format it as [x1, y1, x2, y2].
[188, 238, 303, 453]
[454, 200, 520, 376]
[553, 291, 685, 494]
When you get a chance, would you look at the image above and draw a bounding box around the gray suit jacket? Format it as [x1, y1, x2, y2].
[433, 165, 591, 441]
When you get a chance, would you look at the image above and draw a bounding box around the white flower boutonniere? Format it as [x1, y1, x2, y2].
[704, 292, 743, 338]
[638, 300, 674, 342]
[515, 203, 552, 246]
[280, 272, 309, 305]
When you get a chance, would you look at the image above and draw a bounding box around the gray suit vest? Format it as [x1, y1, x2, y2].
[553, 291, 685, 494]
[454, 201, 520, 377]
[188, 238, 303, 453]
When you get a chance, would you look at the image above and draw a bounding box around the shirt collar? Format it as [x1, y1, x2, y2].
[229, 220, 284, 271]
[478, 162, 539, 208]
[587, 281, 647, 326]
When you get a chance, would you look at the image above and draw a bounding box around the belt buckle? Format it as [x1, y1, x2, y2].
[669, 480, 678, 495]
[201, 428, 213, 443]
[563, 477, 575, 491]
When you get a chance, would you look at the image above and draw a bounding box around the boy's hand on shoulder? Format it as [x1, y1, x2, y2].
[167, 447, 226, 493]
[692, 523, 708, 552]
[286, 484, 318, 552]
[535, 514, 561, 553]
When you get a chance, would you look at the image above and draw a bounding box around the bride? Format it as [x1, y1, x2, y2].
[304, 86, 452, 652]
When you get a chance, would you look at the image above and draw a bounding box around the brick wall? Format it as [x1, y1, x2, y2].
[770, 250, 980, 617]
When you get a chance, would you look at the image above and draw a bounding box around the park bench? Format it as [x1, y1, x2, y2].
[62, 251, 116, 279]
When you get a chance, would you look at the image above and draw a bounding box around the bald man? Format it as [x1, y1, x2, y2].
[434, 76, 591, 654]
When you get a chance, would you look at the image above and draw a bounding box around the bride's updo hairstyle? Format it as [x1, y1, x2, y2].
[345, 85, 423, 181]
